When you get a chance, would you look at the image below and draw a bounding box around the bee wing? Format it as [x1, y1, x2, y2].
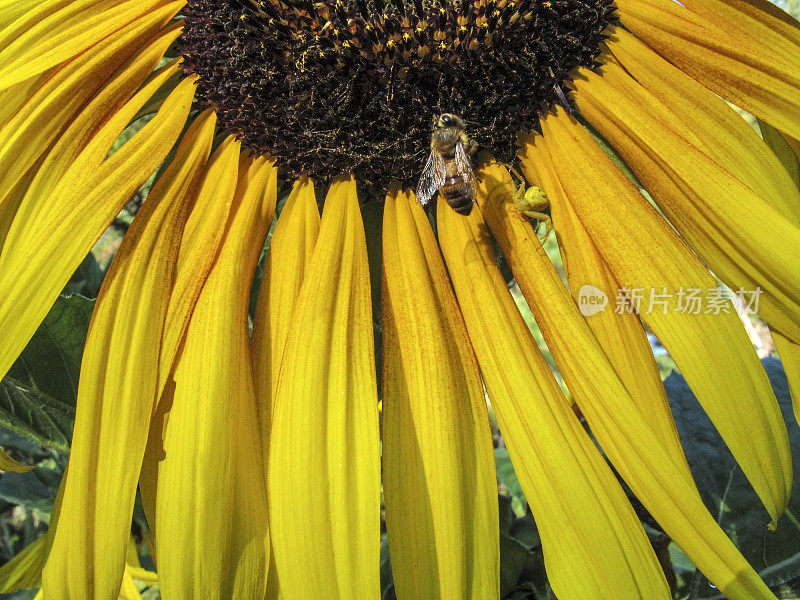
[453, 138, 476, 192]
[416, 150, 446, 205]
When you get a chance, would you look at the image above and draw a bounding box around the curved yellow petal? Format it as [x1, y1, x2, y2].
[156, 156, 276, 600]
[252, 176, 320, 440]
[520, 108, 791, 522]
[0, 16, 182, 218]
[141, 137, 243, 537]
[615, 0, 800, 140]
[757, 119, 800, 425]
[0, 0, 43, 31]
[480, 160, 782, 600]
[118, 569, 143, 600]
[0, 73, 42, 128]
[0, 61, 193, 382]
[603, 28, 800, 221]
[0, 448, 33, 473]
[478, 161, 691, 481]
[382, 189, 498, 600]
[437, 200, 670, 600]
[679, 0, 800, 44]
[0, 0, 184, 90]
[573, 34, 800, 344]
[138, 380, 174, 537]
[0, 157, 41, 253]
[157, 135, 243, 397]
[268, 177, 380, 600]
[41, 110, 215, 600]
[250, 176, 319, 600]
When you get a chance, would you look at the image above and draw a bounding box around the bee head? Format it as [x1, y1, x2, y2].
[436, 113, 465, 130]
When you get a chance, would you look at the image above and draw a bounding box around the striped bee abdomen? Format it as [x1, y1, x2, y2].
[440, 174, 475, 215]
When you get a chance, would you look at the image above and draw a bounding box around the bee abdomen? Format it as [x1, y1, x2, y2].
[441, 177, 475, 215]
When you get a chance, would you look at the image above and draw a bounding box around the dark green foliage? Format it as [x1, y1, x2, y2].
[667, 357, 800, 599]
[0, 295, 93, 453]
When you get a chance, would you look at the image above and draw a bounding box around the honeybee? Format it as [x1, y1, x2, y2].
[416, 113, 478, 215]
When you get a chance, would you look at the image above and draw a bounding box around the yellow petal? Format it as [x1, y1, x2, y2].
[573, 33, 800, 343]
[478, 161, 692, 481]
[0, 0, 43, 31]
[604, 28, 800, 222]
[756, 118, 800, 432]
[0, 157, 41, 253]
[118, 569, 143, 600]
[615, 0, 800, 141]
[679, 0, 800, 45]
[0, 448, 33, 473]
[141, 137, 243, 538]
[0, 62, 193, 381]
[479, 159, 783, 599]
[437, 199, 670, 600]
[157, 135, 242, 396]
[0, 16, 182, 216]
[41, 110, 215, 600]
[520, 107, 792, 522]
[252, 176, 320, 438]
[268, 177, 381, 600]
[0, 534, 47, 592]
[250, 176, 319, 600]
[382, 189, 498, 600]
[0, 73, 42, 128]
[0, 0, 184, 90]
[138, 380, 174, 537]
[156, 156, 276, 600]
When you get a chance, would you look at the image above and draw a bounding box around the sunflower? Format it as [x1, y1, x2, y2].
[0, 0, 799, 598]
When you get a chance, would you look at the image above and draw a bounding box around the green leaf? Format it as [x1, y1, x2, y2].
[379, 534, 397, 600]
[498, 494, 547, 600]
[62, 254, 105, 299]
[0, 590, 39, 600]
[499, 529, 548, 600]
[667, 357, 800, 599]
[0, 295, 94, 452]
[0, 466, 60, 518]
[0, 377, 76, 454]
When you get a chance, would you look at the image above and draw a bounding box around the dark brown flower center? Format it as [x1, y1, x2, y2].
[179, 0, 616, 194]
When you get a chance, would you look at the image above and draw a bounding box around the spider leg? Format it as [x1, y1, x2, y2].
[523, 211, 552, 244]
